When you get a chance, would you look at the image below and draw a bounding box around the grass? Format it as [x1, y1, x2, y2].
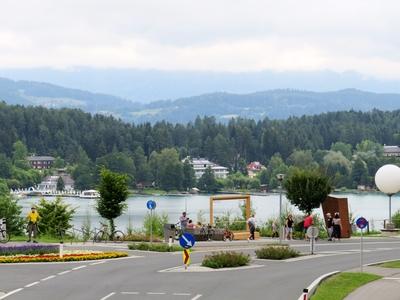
[128, 242, 182, 252]
[311, 272, 382, 300]
[377, 260, 400, 268]
[10, 235, 66, 243]
[255, 246, 300, 260]
[201, 251, 250, 269]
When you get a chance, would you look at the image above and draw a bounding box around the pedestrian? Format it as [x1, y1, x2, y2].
[332, 212, 342, 241]
[271, 220, 279, 238]
[247, 214, 256, 241]
[179, 212, 189, 232]
[285, 214, 294, 240]
[187, 219, 196, 229]
[326, 213, 333, 241]
[303, 213, 313, 240]
[26, 206, 40, 243]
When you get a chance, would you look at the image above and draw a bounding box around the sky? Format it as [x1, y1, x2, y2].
[1, 0, 400, 81]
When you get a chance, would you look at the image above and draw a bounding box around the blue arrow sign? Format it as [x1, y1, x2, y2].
[179, 232, 195, 249]
[146, 200, 156, 210]
[356, 217, 368, 229]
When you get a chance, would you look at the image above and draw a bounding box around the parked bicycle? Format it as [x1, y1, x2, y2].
[0, 218, 10, 243]
[93, 222, 125, 243]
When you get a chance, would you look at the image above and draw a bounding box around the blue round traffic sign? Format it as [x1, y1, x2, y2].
[179, 232, 195, 249]
[356, 217, 368, 229]
[146, 200, 156, 210]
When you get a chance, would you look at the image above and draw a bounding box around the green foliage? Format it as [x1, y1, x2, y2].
[285, 169, 332, 214]
[97, 168, 129, 233]
[143, 211, 169, 237]
[202, 251, 250, 269]
[36, 197, 76, 236]
[96, 152, 136, 186]
[56, 176, 65, 191]
[255, 246, 300, 260]
[182, 159, 196, 190]
[198, 167, 220, 193]
[378, 260, 400, 268]
[150, 148, 183, 191]
[128, 242, 181, 252]
[0, 193, 24, 236]
[392, 210, 400, 229]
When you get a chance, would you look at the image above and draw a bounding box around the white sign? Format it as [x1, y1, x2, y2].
[306, 226, 319, 238]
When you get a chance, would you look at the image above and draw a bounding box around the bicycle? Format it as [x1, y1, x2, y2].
[0, 218, 10, 244]
[93, 222, 125, 243]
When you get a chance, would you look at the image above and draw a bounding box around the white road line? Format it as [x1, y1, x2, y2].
[100, 292, 115, 300]
[72, 265, 87, 270]
[383, 277, 400, 280]
[173, 293, 191, 296]
[121, 292, 140, 295]
[58, 270, 71, 275]
[191, 295, 202, 300]
[0, 288, 24, 300]
[90, 261, 106, 265]
[24, 281, 39, 288]
[41, 275, 56, 281]
[147, 292, 166, 295]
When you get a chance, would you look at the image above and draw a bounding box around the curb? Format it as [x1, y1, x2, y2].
[364, 259, 398, 266]
[297, 271, 339, 300]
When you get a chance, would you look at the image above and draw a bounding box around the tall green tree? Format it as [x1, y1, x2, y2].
[182, 159, 196, 190]
[198, 167, 220, 193]
[56, 176, 65, 191]
[284, 169, 332, 214]
[96, 168, 129, 233]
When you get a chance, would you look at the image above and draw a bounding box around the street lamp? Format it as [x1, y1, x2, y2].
[277, 173, 285, 244]
[375, 164, 400, 228]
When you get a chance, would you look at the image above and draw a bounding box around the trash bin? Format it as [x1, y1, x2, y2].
[163, 223, 176, 242]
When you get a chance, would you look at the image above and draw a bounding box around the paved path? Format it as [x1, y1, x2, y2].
[0, 238, 399, 300]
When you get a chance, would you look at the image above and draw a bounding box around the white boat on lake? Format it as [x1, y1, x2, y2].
[80, 190, 100, 199]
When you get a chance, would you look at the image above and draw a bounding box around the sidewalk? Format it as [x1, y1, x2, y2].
[344, 266, 400, 300]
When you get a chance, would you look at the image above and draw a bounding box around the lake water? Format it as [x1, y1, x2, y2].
[18, 192, 400, 231]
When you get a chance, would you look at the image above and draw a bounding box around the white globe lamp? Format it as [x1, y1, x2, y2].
[375, 164, 400, 226]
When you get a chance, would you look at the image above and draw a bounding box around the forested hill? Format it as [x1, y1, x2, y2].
[1, 102, 400, 165]
[2, 77, 400, 123]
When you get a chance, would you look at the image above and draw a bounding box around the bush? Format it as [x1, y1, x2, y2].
[202, 251, 250, 269]
[255, 246, 300, 260]
[392, 210, 400, 228]
[143, 212, 169, 237]
[124, 233, 162, 242]
[0, 194, 24, 235]
[0, 244, 58, 256]
[128, 242, 181, 252]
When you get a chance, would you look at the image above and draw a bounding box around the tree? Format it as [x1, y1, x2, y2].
[0, 154, 12, 178]
[331, 142, 353, 160]
[150, 148, 183, 191]
[182, 159, 196, 190]
[56, 176, 65, 191]
[0, 181, 24, 235]
[12, 141, 29, 170]
[284, 169, 332, 214]
[96, 152, 135, 186]
[96, 168, 129, 233]
[198, 167, 220, 193]
[36, 197, 75, 236]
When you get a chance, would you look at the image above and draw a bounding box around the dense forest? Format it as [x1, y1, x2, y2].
[0, 102, 399, 191]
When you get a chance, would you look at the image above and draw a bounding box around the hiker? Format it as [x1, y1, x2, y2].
[26, 206, 40, 243]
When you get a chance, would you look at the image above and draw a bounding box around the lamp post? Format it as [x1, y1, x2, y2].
[375, 164, 400, 229]
[277, 173, 285, 244]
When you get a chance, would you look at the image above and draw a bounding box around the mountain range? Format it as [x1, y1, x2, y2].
[1, 77, 400, 123]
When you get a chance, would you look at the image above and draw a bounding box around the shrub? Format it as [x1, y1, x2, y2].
[0, 244, 58, 256]
[202, 251, 250, 269]
[255, 246, 300, 260]
[143, 212, 169, 237]
[0, 194, 25, 235]
[128, 242, 181, 252]
[124, 233, 162, 242]
[392, 210, 400, 228]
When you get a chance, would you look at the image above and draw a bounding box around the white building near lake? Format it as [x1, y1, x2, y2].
[184, 157, 229, 179]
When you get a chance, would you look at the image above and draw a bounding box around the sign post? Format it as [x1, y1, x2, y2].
[179, 232, 195, 270]
[306, 226, 319, 255]
[356, 217, 368, 272]
[146, 200, 157, 244]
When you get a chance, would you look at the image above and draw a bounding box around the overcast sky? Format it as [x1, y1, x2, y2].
[1, 0, 399, 80]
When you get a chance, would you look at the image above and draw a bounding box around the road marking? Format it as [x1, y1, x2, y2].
[90, 261, 106, 265]
[191, 295, 202, 300]
[24, 281, 39, 288]
[147, 292, 166, 295]
[383, 277, 400, 280]
[100, 292, 115, 300]
[41, 275, 56, 281]
[173, 293, 191, 296]
[58, 270, 71, 275]
[0, 288, 24, 299]
[121, 292, 140, 295]
[72, 265, 87, 270]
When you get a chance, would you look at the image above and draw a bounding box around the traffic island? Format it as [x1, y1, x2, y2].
[128, 242, 182, 252]
[255, 245, 300, 260]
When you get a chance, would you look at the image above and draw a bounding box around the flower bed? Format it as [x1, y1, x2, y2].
[0, 251, 128, 263]
[0, 244, 59, 256]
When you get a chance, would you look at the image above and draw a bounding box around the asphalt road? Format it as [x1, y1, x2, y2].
[0, 238, 400, 300]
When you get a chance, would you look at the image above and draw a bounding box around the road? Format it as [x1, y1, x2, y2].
[0, 238, 399, 300]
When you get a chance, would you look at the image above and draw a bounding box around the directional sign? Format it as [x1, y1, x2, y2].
[356, 217, 368, 229]
[146, 200, 156, 210]
[183, 249, 191, 265]
[179, 232, 195, 249]
[306, 226, 319, 239]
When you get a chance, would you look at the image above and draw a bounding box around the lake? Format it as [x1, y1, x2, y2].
[18, 192, 400, 231]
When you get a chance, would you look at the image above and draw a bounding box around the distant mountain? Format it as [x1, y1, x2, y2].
[2, 77, 400, 123]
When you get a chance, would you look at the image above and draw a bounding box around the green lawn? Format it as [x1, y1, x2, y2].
[378, 260, 400, 268]
[311, 272, 382, 300]
[10, 235, 77, 243]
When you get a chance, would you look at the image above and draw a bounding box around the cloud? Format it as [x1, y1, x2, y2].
[0, 0, 400, 79]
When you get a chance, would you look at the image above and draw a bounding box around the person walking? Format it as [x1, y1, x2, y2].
[285, 214, 294, 240]
[326, 213, 333, 241]
[271, 220, 279, 238]
[247, 214, 256, 241]
[26, 206, 40, 243]
[332, 212, 342, 241]
[303, 213, 313, 240]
